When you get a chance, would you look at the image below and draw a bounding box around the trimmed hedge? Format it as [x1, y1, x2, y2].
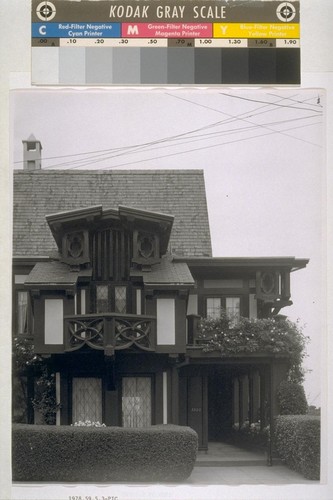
[12, 424, 198, 482]
[277, 381, 308, 415]
[275, 415, 320, 480]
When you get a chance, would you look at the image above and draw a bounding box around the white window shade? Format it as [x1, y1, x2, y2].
[45, 299, 63, 344]
[157, 298, 175, 345]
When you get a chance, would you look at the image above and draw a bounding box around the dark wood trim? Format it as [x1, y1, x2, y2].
[60, 370, 70, 425]
[202, 375, 208, 450]
[171, 367, 179, 424]
[155, 371, 163, 424]
[238, 376, 243, 426]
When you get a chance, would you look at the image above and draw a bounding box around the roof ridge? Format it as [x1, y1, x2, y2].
[14, 169, 204, 174]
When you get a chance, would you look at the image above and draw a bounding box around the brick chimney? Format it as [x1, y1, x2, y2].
[22, 134, 42, 170]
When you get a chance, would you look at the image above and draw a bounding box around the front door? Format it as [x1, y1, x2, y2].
[121, 377, 152, 427]
[72, 377, 103, 424]
[187, 376, 208, 450]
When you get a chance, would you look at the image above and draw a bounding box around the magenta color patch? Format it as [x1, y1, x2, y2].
[121, 23, 212, 38]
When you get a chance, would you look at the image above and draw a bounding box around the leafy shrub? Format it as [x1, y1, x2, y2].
[231, 421, 269, 450]
[31, 366, 60, 425]
[277, 380, 308, 415]
[12, 424, 198, 482]
[197, 313, 308, 383]
[275, 415, 320, 480]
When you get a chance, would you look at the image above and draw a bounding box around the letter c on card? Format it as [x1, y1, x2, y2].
[39, 25, 47, 35]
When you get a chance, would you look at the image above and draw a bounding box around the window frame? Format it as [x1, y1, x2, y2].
[92, 282, 131, 314]
[69, 375, 105, 425]
[205, 295, 242, 323]
[119, 374, 155, 427]
[14, 287, 32, 336]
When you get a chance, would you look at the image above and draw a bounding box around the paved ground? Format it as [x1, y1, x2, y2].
[186, 442, 318, 485]
[11, 441, 319, 499]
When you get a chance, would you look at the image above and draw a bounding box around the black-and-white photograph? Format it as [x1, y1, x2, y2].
[10, 88, 324, 498]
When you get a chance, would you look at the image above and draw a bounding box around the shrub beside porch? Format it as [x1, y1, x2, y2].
[12, 423, 198, 482]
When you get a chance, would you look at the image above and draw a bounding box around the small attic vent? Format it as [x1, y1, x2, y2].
[27, 142, 36, 151]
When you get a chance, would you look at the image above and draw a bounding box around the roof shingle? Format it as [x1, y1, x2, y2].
[131, 256, 195, 285]
[13, 170, 212, 258]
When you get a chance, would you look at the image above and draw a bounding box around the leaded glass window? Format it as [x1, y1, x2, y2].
[96, 285, 108, 313]
[226, 297, 241, 325]
[122, 377, 151, 427]
[115, 286, 127, 314]
[72, 377, 102, 424]
[206, 297, 222, 319]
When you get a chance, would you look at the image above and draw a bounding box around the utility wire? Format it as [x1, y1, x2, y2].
[167, 93, 321, 147]
[44, 94, 322, 169]
[16, 93, 322, 170]
[61, 120, 322, 171]
[47, 114, 321, 170]
[219, 92, 322, 113]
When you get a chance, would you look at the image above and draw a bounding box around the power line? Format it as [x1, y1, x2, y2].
[47, 114, 321, 170]
[15, 93, 322, 170]
[267, 92, 323, 108]
[14, 93, 310, 166]
[44, 93, 322, 169]
[62, 120, 321, 171]
[219, 92, 323, 113]
[167, 93, 322, 148]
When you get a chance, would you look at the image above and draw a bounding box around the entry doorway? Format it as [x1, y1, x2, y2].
[208, 373, 233, 442]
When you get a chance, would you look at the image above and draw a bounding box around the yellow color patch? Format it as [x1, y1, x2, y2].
[213, 23, 300, 39]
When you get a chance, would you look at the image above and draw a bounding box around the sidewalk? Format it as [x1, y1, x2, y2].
[187, 442, 318, 484]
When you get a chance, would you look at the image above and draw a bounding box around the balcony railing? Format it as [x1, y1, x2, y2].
[64, 313, 156, 355]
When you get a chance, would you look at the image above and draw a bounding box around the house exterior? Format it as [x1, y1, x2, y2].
[13, 138, 308, 452]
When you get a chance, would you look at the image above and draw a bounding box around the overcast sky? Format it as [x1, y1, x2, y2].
[11, 88, 325, 405]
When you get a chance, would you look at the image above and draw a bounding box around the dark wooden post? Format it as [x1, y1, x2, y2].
[187, 314, 201, 345]
[171, 366, 179, 424]
[104, 316, 115, 357]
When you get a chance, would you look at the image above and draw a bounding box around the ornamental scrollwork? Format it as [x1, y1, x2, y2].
[115, 319, 154, 351]
[67, 318, 104, 351]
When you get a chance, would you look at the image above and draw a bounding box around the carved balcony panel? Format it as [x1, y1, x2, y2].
[66, 317, 105, 352]
[64, 314, 156, 354]
[115, 318, 155, 351]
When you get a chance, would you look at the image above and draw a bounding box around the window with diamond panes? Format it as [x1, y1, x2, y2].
[96, 285, 108, 313]
[226, 297, 241, 326]
[115, 286, 127, 313]
[122, 377, 151, 427]
[72, 378, 102, 424]
[206, 297, 222, 319]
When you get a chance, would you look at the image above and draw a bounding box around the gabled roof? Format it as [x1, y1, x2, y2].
[13, 170, 212, 258]
[24, 261, 81, 287]
[131, 256, 195, 287]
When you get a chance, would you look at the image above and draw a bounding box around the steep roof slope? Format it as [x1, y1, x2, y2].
[13, 170, 212, 258]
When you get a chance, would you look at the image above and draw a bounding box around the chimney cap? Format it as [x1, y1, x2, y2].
[22, 134, 42, 149]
